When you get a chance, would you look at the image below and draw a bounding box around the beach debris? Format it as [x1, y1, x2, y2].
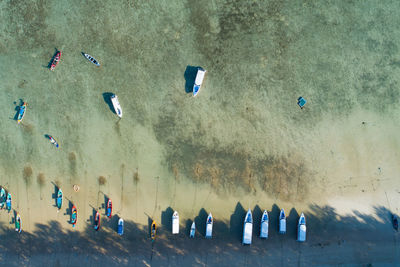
[297, 96, 307, 109]
[193, 67, 206, 97]
[73, 184, 80, 192]
[49, 50, 61, 71]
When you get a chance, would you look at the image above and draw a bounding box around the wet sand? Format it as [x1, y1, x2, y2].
[0, 0, 400, 266]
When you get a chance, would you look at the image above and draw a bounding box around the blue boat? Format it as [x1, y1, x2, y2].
[0, 187, 5, 209]
[6, 193, 11, 212]
[118, 218, 124, 236]
[17, 102, 27, 124]
[193, 68, 206, 97]
[56, 188, 62, 210]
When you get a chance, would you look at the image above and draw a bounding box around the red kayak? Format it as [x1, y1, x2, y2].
[50, 51, 61, 70]
[106, 199, 112, 218]
[94, 211, 100, 231]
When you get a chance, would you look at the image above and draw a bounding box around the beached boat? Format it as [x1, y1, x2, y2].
[193, 68, 206, 97]
[110, 94, 122, 118]
[15, 213, 21, 233]
[0, 187, 5, 209]
[297, 213, 306, 242]
[205, 213, 213, 238]
[56, 188, 62, 210]
[260, 210, 269, 239]
[48, 135, 59, 148]
[50, 51, 61, 71]
[190, 221, 195, 238]
[71, 205, 77, 227]
[83, 53, 100, 66]
[243, 209, 253, 245]
[94, 211, 100, 231]
[172, 211, 179, 234]
[279, 209, 286, 234]
[106, 199, 112, 218]
[118, 218, 124, 236]
[17, 102, 27, 124]
[6, 193, 11, 212]
[151, 220, 157, 241]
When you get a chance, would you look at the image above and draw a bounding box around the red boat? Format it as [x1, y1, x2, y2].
[50, 51, 61, 70]
[106, 199, 112, 218]
[94, 211, 100, 231]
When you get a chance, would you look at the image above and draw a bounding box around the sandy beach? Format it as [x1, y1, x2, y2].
[0, 0, 400, 266]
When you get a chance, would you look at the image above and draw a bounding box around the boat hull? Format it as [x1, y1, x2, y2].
[243, 209, 253, 245]
[111, 95, 122, 118]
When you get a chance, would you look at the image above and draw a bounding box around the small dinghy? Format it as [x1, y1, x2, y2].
[50, 51, 61, 71]
[48, 135, 59, 148]
[190, 221, 195, 238]
[193, 67, 206, 97]
[110, 94, 122, 118]
[243, 209, 253, 245]
[17, 102, 27, 124]
[279, 209, 286, 234]
[151, 220, 157, 241]
[393, 214, 399, 231]
[56, 188, 62, 211]
[6, 193, 11, 212]
[172, 211, 179, 234]
[94, 211, 100, 231]
[297, 213, 306, 242]
[15, 213, 21, 233]
[117, 218, 124, 236]
[205, 213, 213, 238]
[0, 187, 5, 209]
[83, 53, 100, 66]
[260, 210, 269, 239]
[106, 199, 112, 218]
[71, 205, 77, 227]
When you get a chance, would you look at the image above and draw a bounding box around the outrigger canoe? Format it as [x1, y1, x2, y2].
[71, 205, 77, 227]
[151, 220, 156, 241]
[189, 221, 195, 238]
[94, 211, 100, 231]
[118, 218, 124, 235]
[17, 102, 27, 124]
[50, 51, 61, 71]
[0, 187, 5, 209]
[56, 188, 62, 210]
[15, 213, 21, 233]
[106, 199, 112, 218]
[110, 94, 122, 118]
[83, 53, 100, 66]
[6, 193, 11, 212]
[48, 135, 59, 148]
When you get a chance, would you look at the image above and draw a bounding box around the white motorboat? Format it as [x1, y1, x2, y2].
[205, 213, 213, 238]
[83, 53, 100, 66]
[110, 94, 123, 118]
[260, 210, 269, 238]
[193, 68, 206, 97]
[172, 211, 179, 234]
[297, 213, 306, 242]
[242, 209, 253, 245]
[190, 221, 195, 238]
[279, 209, 286, 234]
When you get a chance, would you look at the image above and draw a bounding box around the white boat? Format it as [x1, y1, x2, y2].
[242, 209, 253, 245]
[260, 210, 269, 238]
[193, 68, 206, 97]
[279, 209, 286, 234]
[205, 213, 213, 238]
[190, 221, 195, 238]
[297, 213, 306, 242]
[83, 53, 100, 66]
[110, 94, 123, 118]
[172, 211, 179, 234]
[118, 218, 124, 236]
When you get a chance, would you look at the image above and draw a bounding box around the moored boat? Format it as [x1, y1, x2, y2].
[106, 199, 112, 218]
[48, 135, 59, 148]
[56, 188, 62, 210]
[118, 218, 124, 236]
[205, 213, 213, 238]
[110, 94, 122, 118]
[260, 210, 269, 239]
[50, 51, 61, 70]
[83, 53, 100, 66]
[190, 221, 195, 238]
[0, 187, 5, 209]
[6, 193, 11, 212]
[279, 209, 286, 234]
[297, 213, 306, 242]
[94, 211, 100, 231]
[193, 68, 206, 97]
[151, 220, 157, 241]
[17, 102, 27, 124]
[243, 209, 253, 245]
[15, 213, 21, 233]
[172, 211, 179, 234]
[71, 205, 77, 227]
[393, 214, 398, 231]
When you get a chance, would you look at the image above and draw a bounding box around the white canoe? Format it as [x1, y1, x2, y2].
[242, 209, 253, 245]
[111, 94, 123, 118]
[297, 213, 306, 242]
[205, 213, 213, 238]
[190, 221, 195, 238]
[279, 209, 286, 234]
[172, 211, 179, 234]
[193, 68, 206, 97]
[260, 210, 269, 238]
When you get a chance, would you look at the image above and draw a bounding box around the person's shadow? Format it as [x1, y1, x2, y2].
[184, 66, 200, 94]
